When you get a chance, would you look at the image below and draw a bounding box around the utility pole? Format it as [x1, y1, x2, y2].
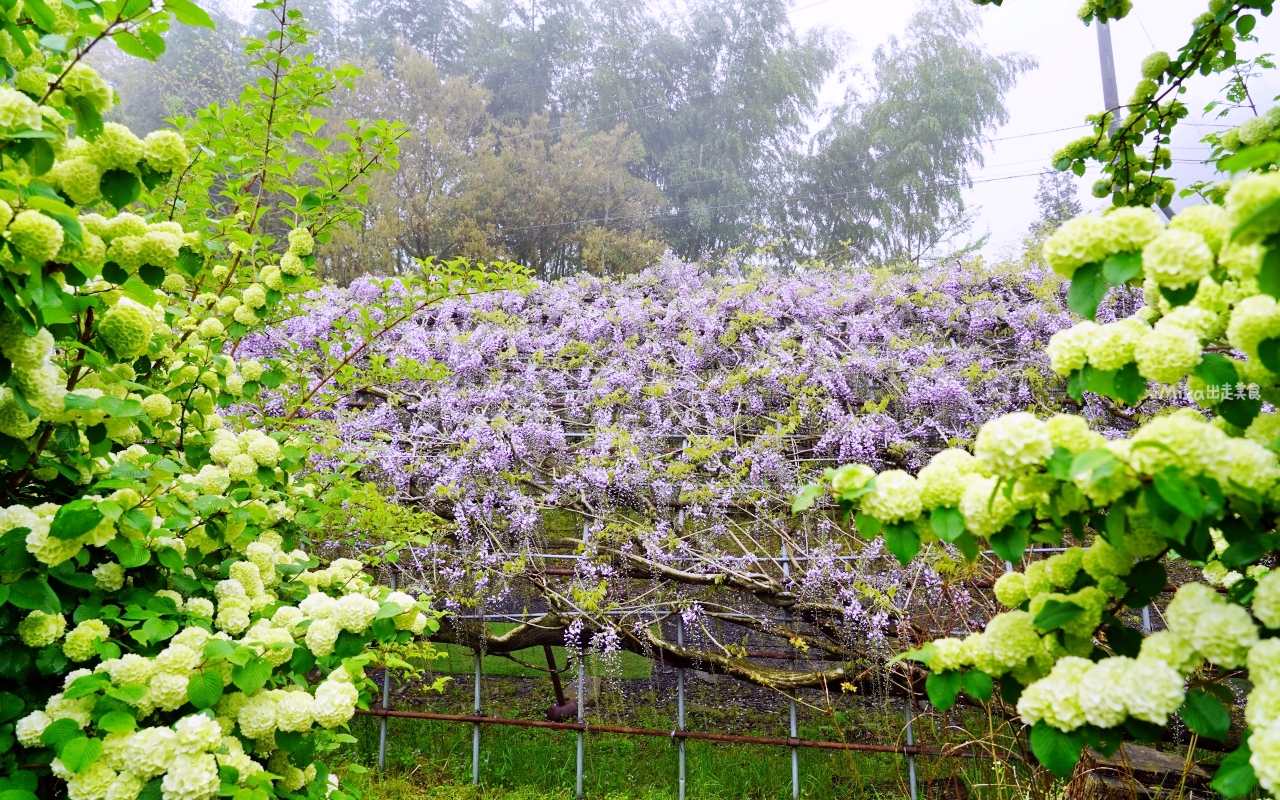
[1096, 22, 1121, 134]
[1096, 21, 1175, 218]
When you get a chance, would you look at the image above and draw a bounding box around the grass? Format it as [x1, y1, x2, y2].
[334, 676, 1036, 800]
[341, 714, 914, 800]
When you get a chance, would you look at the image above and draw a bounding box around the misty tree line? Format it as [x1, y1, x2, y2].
[100, 0, 1036, 282]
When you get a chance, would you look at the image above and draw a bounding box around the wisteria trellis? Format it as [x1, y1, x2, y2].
[240, 256, 1158, 690]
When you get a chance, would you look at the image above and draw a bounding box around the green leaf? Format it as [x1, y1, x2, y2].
[9, 576, 59, 613]
[97, 711, 136, 734]
[1260, 239, 1280, 298]
[232, 657, 272, 695]
[882, 522, 920, 566]
[1180, 689, 1230, 742]
[925, 671, 961, 711]
[1066, 370, 1086, 403]
[64, 674, 110, 699]
[1033, 599, 1084, 631]
[1153, 470, 1204, 520]
[1259, 338, 1280, 374]
[204, 640, 237, 660]
[99, 169, 142, 209]
[1104, 617, 1142, 656]
[1080, 365, 1115, 399]
[274, 730, 303, 753]
[790, 483, 822, 514]
[1070, 448, 1118, 483]
[1066, 263, 1107, 320]
[1158, 283, 1199, 308]
[111, 30, 160, 60]
[289, 647, 315, 676]
[176, 247, 203, 277]
[1219, 396, 1262, 429]
[59, 736, 102, 773]
[1122, 560, 1167, 608]
[334, 631, 372, 659]
[1221, 145, 1280, 175]
[961, 670, 993, 703]
[23, 140, 54, 176]
[165, 0, 216, 27]
[1125, 717, 1164, 743]
[1212, 737, 1259, 797]
[107, 536, 150, 568]
[1082, 726, 1123, 758]
[0, 648, 32, 680]
[375, 601, 405, 620]
[260, 370, 285, 389]
[929, 507, 964, 543]
[1111, 363, 1146, 405]
[989, 526, 1028, 564]
[187, 672, 223, 709]
[853, 512, 881, 539]
[40, 717, 84, 749]
[0, 692, 24, 724]
[70, 96, 103, 140]
[22, 0, 56, 31]
[36, 644, 68, 676]
[1195, 352, 1240, 391]
[1237, 13, 1257, 35]
[50, 499, 104, 540]
[141, 618, 178, 644]
[2, 21, 30, 57]
[1029, 721, 1083, 779]
[138, 264, 165, 288]
[1101, 251, 1142, 285]
[138, 778, 162, 800]
[1221, 533, 1277, 568]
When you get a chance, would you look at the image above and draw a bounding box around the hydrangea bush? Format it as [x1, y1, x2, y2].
[805, 0, 1280, 793]
[0, 3, 479, 800]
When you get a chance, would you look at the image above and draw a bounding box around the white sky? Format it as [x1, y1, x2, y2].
[788, 0, 1280, 260]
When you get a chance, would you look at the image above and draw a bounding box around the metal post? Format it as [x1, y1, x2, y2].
[1095, 21, 1120, 122]
[1096, 19, 1174, 219]
[472, 651, 481, 785]
[781, 544, 798, 800]
[676, 615, 687, 800]
[1142, 605, 1152, 633]
[905, 705, 919, 800]
[576, 654, 585, 800]
[378, 572, 396, 771]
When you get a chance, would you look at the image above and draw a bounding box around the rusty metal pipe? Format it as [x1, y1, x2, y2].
[353, 708, 970, 757]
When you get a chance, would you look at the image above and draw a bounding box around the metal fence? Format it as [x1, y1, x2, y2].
[360, 567, 968, 800]
[358, 648, 951, 800]
[365, 546, 1149, 799]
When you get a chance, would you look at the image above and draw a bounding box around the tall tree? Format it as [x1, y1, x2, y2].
[1030, 169, 1084, 236]
[583, 0, 838, 259]
[461, 0, 590, 124]
[96, 1, 247, 133]
[323, 46, 664, 283]
[793, 1, 1033, 265]
[340, 0, 469, 72]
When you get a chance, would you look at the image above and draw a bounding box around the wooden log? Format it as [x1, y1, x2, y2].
[1065, 743, 1211, 800]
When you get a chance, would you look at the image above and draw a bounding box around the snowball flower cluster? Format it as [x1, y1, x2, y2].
[974, 412, 1053, 477]
[1164, 582, 1258, 669]
[1017, 654, 1184, 732]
